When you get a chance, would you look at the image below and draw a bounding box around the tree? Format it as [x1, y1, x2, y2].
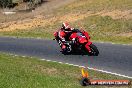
[0, 0, 12, 8]
[28, 0, 43, 10]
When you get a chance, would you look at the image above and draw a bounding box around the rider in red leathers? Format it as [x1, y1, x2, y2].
[57, 22, 73, 52]
[54, 22, 91, 53]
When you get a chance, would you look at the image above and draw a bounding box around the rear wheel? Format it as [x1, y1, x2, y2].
[89, 44, 99, 56]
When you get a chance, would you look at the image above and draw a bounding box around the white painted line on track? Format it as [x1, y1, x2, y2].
[8, 53, 132, 79]
[14, 55, 18, 56]
[78, 66, 86, 68]
[46, 60, 51, 62]
[58, 62, 63, 64]
[22, 56, 26, 57]
[87, 67, 132, 79]
[40, 59, 132, 79]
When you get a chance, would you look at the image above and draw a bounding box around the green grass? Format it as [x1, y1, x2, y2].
[72, 15, 132, 44]
[57, 0, 132, 14]
[1, 15, 131, 44]
[0, 53, 131, 88]
[0, 22, 60, 39]
[0, 27, 54, 39]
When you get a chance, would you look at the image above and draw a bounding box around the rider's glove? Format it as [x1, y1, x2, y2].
[62, 39, 66, 43]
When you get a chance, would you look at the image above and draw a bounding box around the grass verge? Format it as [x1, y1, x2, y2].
[0, 15, 131, 44]
[0, 53, 131, 88]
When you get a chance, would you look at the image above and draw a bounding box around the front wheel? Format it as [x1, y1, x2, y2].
[89, 44, 99, 56]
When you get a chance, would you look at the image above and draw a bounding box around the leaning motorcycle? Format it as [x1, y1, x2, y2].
[53, 29, 99, 56]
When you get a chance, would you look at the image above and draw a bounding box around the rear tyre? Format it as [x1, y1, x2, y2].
[89, 44, 99, 56]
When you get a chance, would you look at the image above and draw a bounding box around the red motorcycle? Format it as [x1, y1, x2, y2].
[54, 29, 99, 56]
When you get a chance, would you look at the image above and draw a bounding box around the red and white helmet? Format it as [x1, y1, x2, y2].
[62, 22, 71, 31]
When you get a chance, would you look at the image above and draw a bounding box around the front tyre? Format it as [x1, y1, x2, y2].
[89, 44, 99, 56]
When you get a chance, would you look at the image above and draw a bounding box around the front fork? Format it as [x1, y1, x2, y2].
[58, 40, 72, 52]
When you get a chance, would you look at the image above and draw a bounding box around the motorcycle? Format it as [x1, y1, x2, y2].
[53, 29, 99, 56]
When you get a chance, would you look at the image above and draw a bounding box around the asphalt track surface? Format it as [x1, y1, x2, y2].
[0, 37, 132, 77]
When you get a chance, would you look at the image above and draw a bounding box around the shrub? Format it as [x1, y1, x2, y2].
[0, 0, 12, 8]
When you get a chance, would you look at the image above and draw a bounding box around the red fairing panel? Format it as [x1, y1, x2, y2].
[69, 33, 77, 40]
[82, 31, 90, 40]
[79, 37, 87, 44]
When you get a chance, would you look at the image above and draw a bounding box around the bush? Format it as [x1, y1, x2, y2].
[0, 0, 43, 9]
[0, 0, 12, 8]
[27, 0, 43, 10]
[0, 0, 19, 9]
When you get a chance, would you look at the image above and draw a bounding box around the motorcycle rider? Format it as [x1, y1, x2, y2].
[57, 22, 88, 52]
[57, 22, 74, 52]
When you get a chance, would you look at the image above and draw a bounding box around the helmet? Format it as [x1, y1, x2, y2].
[62, 22, 71, 31]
